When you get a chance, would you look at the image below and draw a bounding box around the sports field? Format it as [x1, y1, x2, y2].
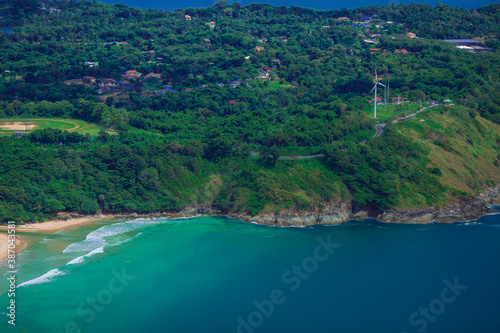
[0, 118, 104, 136]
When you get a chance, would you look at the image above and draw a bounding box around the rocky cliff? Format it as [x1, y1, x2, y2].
[235, 184, 500, 226]
[50, 185, 500, 226]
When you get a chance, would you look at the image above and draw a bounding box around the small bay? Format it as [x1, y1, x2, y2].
[1, 214, 500, 332]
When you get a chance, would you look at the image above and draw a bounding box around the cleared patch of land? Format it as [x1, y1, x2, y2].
[0, 118, 105, 136]
[361, 102, 429, 123]
[0, 121, 38, 130]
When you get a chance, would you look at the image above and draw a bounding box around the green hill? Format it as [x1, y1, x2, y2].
[0, 1, 500, 223]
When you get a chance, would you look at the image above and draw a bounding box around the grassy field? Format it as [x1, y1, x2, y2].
[0, 118, 105, 136]
[362, 102, 430, 123]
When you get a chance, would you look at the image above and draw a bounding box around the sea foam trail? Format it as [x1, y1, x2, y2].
[18, 219, 167, 288]
[66, 246, 104, 265]
[62, 218, 166, 253]
[17, 269, 65, 288]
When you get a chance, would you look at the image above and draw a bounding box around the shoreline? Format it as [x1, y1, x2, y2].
[0, 215, 114, 264]
[0, 215, 115, 234]
[0, 233, 27, 262]
[0, 182, 498, 239]
[0, 204, 498, 263]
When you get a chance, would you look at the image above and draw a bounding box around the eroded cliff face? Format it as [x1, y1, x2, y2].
[381, 184, 500, 224]
[230, 200, 352, 227]
[59, 185, 500, 226]
[237, 184, 500, 226]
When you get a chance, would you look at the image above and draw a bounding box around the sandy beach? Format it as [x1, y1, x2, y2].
[0, 233, 27, 261]
[0, 215, 114, 262]
[0, 215, 114, 233]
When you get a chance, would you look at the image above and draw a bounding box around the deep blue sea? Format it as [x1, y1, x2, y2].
[97, 0, 498, 11]
[1, 214, 500, 332]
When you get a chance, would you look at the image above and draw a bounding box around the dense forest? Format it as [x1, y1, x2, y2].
[0, 0, 499, 222]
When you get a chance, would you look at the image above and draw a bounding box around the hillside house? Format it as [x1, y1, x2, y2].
[394, 49, 408, 54]
[122, 70, 142, 80]
[119, 80, 132, 90]
[391, 97, 407, 104]
[100, 78, 116, 87]
[443, 39, 493, 53]
[406, 32, 416, 38]
[255, 46, 265, 52]
[369, 96, 383, 104]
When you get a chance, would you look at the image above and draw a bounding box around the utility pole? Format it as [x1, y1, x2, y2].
[388, 79, 391, 122]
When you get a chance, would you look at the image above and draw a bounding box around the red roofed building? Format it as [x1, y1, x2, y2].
[229, 100, 237, 105]
[122, 70, 142, 79]
[255, 46, 265, 52]
[369, 96, 383, 103]
[394, 49, 409, 54]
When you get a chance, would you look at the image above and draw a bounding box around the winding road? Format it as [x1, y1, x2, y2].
[373, 103, 439, 138]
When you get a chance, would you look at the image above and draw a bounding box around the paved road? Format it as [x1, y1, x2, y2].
[372, 103, 439, 138]
[373, 124, 386, 138]
[249, 151, 324, 160]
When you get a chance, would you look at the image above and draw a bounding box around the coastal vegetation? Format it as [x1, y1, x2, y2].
[0, 0, 499, 222]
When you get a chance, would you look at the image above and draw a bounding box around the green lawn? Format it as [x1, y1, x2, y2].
[361, 102, 430, 123]
[0, 118, 105, 136]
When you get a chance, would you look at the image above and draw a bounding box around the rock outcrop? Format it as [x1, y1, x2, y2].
[53, 185, 500, 227]
[377, 184, 500, 224]
[236, 184, 500, 226]
[231, 200, 352, 227]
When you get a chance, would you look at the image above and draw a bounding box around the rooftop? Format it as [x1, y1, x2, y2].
[443, 39, 480, 44]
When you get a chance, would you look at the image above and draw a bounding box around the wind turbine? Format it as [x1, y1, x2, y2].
[370, 70, 385, 118]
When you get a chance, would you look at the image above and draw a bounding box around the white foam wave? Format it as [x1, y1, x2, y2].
[462, 221, 482, 226]
[62, 219, 164, 254]
[67, 246, 104, 265]
[18, 269, 65, 288]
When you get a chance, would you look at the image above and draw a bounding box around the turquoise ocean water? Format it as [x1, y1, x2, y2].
[1, 214, 500, 333]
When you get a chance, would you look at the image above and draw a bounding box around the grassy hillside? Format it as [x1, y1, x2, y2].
[394, 105, 500, 208]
